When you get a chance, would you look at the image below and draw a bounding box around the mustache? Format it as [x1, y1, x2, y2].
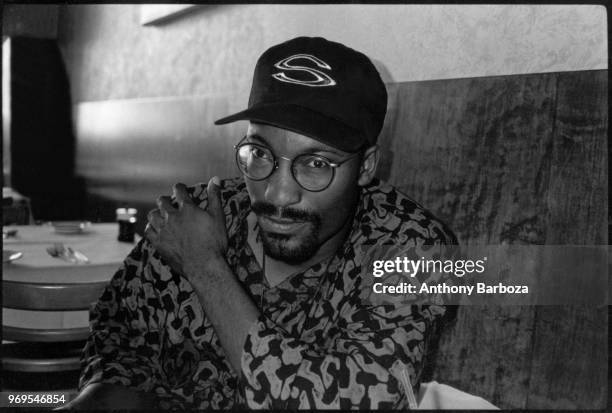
[251, 201, 321, 224]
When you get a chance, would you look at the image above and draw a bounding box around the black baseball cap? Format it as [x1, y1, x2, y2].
[214, 36, 388, 152]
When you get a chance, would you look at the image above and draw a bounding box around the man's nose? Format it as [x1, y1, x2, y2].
[264, 160, 301, 208]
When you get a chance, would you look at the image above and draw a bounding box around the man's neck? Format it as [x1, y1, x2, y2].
[246, 210, 354, 287]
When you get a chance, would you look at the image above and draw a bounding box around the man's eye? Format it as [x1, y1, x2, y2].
[305, 157, 330, 169]
[251, 147, 270, 159]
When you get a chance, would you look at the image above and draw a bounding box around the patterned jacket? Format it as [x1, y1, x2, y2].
[79, 176, 457, 409]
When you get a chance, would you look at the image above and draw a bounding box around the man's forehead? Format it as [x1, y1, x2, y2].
[246, 122, 344, 155]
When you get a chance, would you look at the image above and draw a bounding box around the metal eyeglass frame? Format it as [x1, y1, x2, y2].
[233, 136, 361, 192]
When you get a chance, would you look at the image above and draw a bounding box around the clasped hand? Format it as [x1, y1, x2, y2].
[144, 177, 227, 278]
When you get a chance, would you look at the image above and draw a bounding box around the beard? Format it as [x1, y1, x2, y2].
[251, 201, 322, 264]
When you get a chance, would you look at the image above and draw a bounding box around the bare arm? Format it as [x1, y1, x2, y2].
[187, 256, 260, 373]
[145, 177, 259, 373]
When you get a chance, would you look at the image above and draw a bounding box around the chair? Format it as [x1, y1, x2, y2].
[1, 279, 108, 390]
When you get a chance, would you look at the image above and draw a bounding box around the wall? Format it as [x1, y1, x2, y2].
[2, 4, 59, 39]
[57, 4, 607, 103]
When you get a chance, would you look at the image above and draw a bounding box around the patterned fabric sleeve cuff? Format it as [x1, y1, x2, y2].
[79, 365, 142, 391]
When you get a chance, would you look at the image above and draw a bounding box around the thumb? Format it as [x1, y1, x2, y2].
[206, 176, 223, 218]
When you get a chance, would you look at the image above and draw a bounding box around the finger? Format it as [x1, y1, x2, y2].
[172, 183, 192, 209]
[144, 223, 158, 244]
[147, 208, 165, 231]
[206, 176, 223, 219]
[156, 196, 175, 217]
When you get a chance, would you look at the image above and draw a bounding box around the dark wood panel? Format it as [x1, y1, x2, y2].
[545, 70, 608, 245]
[379, 70, 607, 409]
[526, 70, 608, 409]
[526, 305, 608, 409]
[433, 306, 536, 409]
[381, 73, 558, 244]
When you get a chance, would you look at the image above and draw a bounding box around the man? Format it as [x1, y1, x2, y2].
[65, 36, 457, 410]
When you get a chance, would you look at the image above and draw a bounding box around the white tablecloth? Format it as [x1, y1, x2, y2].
[417, 381, 499, 410]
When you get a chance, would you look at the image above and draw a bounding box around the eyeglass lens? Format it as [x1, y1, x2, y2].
[235, 144, 334, 191]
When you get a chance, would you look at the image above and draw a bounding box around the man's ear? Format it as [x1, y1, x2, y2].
[358, 145, 379, 186]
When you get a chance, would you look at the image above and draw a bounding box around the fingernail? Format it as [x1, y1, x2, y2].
[211, 176, 221, 186]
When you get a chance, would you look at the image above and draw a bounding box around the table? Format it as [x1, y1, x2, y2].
[3, 223, 139, 330]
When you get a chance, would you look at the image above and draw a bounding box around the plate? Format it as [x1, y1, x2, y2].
[51, 221, 92, 235]
[3, 250, 23, 263]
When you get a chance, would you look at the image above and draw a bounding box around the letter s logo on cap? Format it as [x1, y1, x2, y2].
[272, 54, 336, 87]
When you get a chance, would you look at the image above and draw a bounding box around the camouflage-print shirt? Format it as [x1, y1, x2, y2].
[79, 176, 457, 409]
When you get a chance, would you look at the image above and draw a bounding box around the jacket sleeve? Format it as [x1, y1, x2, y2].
[79, 239, 166, 392]
[78, 181, 232, 408]
[240, 242, 455, 409]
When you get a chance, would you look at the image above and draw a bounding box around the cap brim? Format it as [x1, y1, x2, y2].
[214, 103, 365, 152]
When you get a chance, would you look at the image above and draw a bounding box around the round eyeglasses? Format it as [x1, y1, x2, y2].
[234, 137, 360, 192]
